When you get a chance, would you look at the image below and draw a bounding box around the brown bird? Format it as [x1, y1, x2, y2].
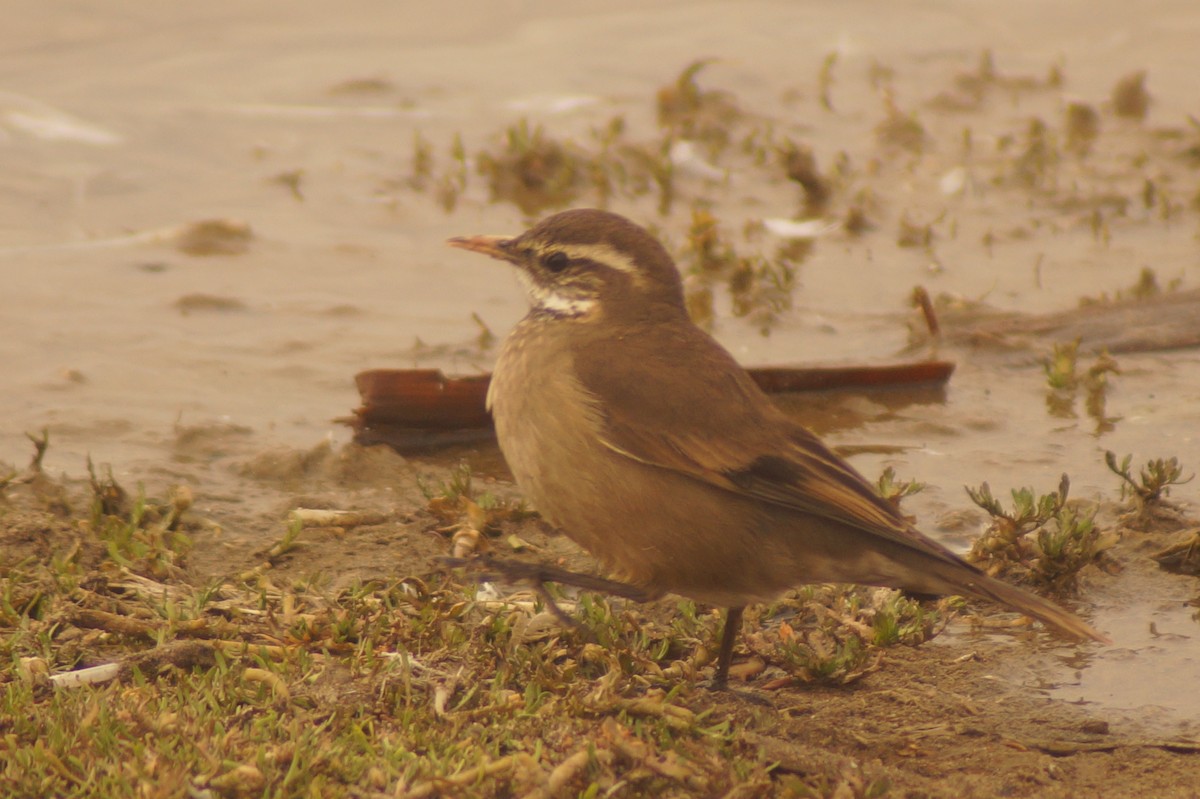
[448, 208, 1107, 685]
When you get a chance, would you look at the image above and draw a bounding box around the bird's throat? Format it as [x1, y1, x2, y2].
[517, 270, 598, 319]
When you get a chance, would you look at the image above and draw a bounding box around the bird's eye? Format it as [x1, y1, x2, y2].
[543, 251, 569, 272]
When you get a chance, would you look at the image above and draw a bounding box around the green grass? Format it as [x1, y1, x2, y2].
[0, 458, 958, 798]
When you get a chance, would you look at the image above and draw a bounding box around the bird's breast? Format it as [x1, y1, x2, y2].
[489, 320, 662, 579]
[489, 319, 605, 508]
[487, 319, 776, 601]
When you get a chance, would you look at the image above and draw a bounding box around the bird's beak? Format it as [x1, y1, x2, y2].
[446, 234, 517, 262]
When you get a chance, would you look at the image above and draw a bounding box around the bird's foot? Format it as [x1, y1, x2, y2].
[440, 553, 652, 601]
[440, 553, 655, 631]
[704, 675, 776, 706]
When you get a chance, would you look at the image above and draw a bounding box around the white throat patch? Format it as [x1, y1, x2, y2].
[517, 270, 597, 318]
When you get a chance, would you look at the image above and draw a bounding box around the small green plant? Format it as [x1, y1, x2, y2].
[966, 475, 1069, 540]
[408, 131, 434, 191]
[1080, 267, 1183, 305]
[966, 475, 1107, 591]
[679, 209, 798, 333]
[88, 456, 129, 518]
[476, 119, 588, 214]
[684, 208, 739, 275]
[875, 92, 928, 153]
[755, 586, 943, 685]
[875, 467, 926, 507]
[261, 516, 304, 563]
[871, 591, 938, 646]
[1012, 117, 1059, 189]
[1032, 505, 1102, 589]
[418, 460, 475, 505]
[1105, 451, 1193, 505]
[656, 58, 742, 152]
[27, 428, 50, 471]
[434, 132, 469, 212]
[728, 253, 796, 333]
[1, 429, 51, 491]
[86, 463, 192, 579]
[419, 461, 531, 537]
[774, 629, 871, 683]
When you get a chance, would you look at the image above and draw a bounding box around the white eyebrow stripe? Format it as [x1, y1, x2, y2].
[552, 243, 639, 274]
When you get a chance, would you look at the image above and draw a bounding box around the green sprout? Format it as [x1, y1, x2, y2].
[1105, 451, 1193, 505]
[967, 474, 1107, 591]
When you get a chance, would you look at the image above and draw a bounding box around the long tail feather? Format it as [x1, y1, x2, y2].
[955, 569, 1110, 643]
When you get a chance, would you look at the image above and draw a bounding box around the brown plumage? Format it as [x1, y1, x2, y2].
[448, 208, 1107, 685]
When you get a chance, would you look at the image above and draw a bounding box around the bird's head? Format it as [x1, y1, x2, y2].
[448, 209, 687, 321]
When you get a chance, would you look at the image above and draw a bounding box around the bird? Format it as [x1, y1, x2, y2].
[447, 208, 1108, 685]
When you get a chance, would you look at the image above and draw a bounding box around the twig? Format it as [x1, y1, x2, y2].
[289, 508, 390, 528]
[399, 753, 537, 799]
[1022, 737, 1200, 755]
[48, 640, 217, 689]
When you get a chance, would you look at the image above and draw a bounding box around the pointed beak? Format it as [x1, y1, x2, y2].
[446, 234, 517, 262]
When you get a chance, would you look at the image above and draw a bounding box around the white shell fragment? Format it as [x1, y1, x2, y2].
[939, 166, 968, 196]
[668, 139, 726, 180]
[762, 217, 833, 239]
[505, 94, 601, 114]
[0, 91, 122, 145]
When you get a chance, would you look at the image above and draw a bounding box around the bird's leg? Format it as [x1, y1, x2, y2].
[441, 554, 654, 627]
[712, 605, 745, 688]
[530, 581, 586, 631]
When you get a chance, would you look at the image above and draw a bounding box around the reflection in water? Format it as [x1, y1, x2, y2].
[772, 384, 950, 437]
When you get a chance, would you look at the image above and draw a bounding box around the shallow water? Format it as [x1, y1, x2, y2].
[2, 0, 1198, 731]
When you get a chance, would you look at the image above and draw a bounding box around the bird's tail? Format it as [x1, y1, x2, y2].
[953, 568, 1110, 643]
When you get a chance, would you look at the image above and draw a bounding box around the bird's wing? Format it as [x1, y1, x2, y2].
[572, 327, 1113, 645]
[572, 330, 962, 562]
